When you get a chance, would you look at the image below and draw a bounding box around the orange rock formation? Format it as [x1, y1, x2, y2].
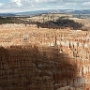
[0, 24, 90, 90]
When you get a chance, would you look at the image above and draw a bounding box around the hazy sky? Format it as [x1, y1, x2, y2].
[0, 0, 90, 13]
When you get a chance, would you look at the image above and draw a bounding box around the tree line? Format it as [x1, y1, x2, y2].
[37, 17, 83, 30]
[0, 17, 14, 24]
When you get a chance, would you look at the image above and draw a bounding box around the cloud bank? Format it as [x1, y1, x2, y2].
[0, 0, 90, 13]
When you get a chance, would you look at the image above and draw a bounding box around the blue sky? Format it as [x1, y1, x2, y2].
[0, 0, 90, 13]
[0, 0, 9, 4]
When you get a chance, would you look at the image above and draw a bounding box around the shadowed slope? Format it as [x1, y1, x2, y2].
[0, 45, 77, 90]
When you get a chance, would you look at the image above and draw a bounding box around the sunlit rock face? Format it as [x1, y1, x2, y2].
[0, 24, 90, 90]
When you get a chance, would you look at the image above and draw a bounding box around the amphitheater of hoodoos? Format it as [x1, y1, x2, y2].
[0, 23, 90, 90]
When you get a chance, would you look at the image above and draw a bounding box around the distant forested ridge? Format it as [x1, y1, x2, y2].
[37, 18, 83, 30]
[0, 17, 14, 24]
[0, 16, 83, 30]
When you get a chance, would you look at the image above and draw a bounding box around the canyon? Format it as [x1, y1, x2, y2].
[0, 23, 90, 90]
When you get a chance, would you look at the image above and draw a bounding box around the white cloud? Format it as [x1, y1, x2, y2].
[66, 3, 76, 5]
[0, 3, 4, 7]
[34, 0, 56, 3]
[82, 2, 90, 5]
[64, 0, 90, 2]
[10, 0, 22, 6]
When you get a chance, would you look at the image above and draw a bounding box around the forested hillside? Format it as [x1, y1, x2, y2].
[37, 18, 83, 30]
[0, 17, 14, 24]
